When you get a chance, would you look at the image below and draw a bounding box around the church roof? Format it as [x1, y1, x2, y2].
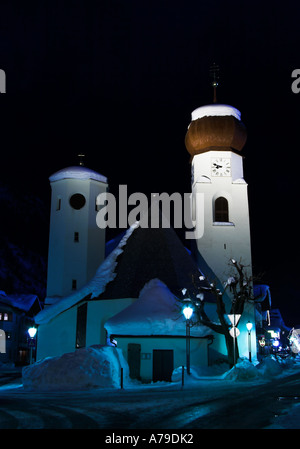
[49, 166, 107, 184]
[35, 207, 214, 325]
[97, 216, 211, 301]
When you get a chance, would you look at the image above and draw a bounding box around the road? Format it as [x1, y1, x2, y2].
[0, 370, 300, 429]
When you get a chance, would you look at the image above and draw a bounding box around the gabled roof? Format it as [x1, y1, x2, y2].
[35, 206, 214, 325]
[0, 291, 42, 316]
[97, 208, 212, 301]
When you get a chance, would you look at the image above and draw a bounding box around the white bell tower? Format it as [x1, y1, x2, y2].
[46, 163, 108, 305]
[185, 101, 257, 360]
[186, 103, 252, 284]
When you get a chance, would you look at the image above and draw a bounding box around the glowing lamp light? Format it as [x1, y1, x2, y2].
[272, 339, 280, 347]
[183, 306, 193, 321]
[246, 321, 253, 332]
[28, 327, 37, 338]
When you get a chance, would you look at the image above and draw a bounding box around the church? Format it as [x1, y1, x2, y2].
[34, 98, 269, 382]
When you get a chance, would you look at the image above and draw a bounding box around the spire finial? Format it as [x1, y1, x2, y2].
[78, 154, 85, 166]
[209, 63, 220, 103]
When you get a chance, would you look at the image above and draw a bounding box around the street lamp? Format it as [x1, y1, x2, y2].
[246, 321, 253, 362]
[28, 327, 37, 339]
[183, 305, 193, 375]
[28, 327, 37, 364]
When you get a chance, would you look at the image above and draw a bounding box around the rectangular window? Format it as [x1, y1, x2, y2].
[56, 197, 61, 211]
[75, 303, 87, 349]
[72, 279, 77, 290]
[0, 312, 12, 321]
[74, 232, 79, 242]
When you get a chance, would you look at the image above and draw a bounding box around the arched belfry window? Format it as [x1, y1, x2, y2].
[214, 197, 229, 222]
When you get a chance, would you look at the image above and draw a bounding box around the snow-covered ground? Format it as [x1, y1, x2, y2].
[1, 353, 300, 429]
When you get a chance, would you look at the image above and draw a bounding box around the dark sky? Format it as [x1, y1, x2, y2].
[0, 0, 299, 326]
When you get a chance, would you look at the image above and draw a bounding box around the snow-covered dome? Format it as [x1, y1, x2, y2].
[191, 104, 241, 121]
[105, 278, 212, 338]
[185, 103, 247, 157]
[49, 166, 107, 183]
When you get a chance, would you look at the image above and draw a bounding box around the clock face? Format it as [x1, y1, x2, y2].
[211, 158, 231, 177]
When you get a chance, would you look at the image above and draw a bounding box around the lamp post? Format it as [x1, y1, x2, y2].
[183, 305, 193, 375]
[246, 321, 253, 362]
[28, 327, 37, 364]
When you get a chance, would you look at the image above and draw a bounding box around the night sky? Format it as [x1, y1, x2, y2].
[0, 0, 299, 326]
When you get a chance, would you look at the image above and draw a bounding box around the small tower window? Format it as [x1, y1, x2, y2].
[214, 197, 229, 222]
[95, 196, 100, 212]
[72, 279, 77, 290]
[74, 232, 79, 242]
[56, 197, 61, 211]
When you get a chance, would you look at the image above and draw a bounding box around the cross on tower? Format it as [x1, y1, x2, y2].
[78, 153, 86, 166]
[209, 63, 220, 103]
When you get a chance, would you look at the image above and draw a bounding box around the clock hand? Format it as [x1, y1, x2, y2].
[213, 163, 222, 169]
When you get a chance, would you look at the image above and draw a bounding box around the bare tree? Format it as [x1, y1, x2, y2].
[181, 259, 254, 367]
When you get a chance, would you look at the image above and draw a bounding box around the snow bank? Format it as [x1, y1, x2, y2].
[22, 345, 130, 391]
[223, 359, 261, 381]
[35, 222, 139, 325]
[172, 364, 228, 383]
[223, 356, 293, 382]
[256, 355, 283, 377]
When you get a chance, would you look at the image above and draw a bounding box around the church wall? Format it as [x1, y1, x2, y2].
[36, 307, 77, 360]
[36, 298, 136, 360]
[86, 298, 135, 347]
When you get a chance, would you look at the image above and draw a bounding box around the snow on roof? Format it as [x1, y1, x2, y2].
[97, 205, 215, 302]
[105, 278, 212, 338]
[49, 166, 107, 184]
[0, 292, 41, 313]
[191, 104, 241, 121]
[35, 222, 139, 325]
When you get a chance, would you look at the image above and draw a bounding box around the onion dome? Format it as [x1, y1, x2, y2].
[185, 104, 247, 157]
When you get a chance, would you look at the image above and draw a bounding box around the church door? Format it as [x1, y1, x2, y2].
[128, 343, 141, 379]
[153, 349, 174, 382]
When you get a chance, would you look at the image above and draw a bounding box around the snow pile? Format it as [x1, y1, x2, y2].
[223, 356, 294, 382]
[223, 359, 261, 381]
[256, 355, 283, 377]
[35, 222, 139, 325]
[22, 345, 130, 391]
[105, 278, 212, 337]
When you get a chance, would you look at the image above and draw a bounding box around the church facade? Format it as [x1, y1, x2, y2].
[35, 101, 262, 381]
